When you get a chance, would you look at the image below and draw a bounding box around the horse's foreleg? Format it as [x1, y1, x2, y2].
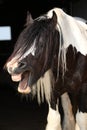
[61, 92, 76, 130]
[75, 120, 80, 130]
[76, 110, 87, 130]
[75, 83, 87, 130]
[45, 103, 62, 130]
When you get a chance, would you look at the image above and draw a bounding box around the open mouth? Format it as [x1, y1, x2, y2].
[11, 73, 22, 82]
[11, 72, 31, 94]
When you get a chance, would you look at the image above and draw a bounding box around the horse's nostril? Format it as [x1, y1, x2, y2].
[18, 62, 27, 68]
[8, 67, 13, 74]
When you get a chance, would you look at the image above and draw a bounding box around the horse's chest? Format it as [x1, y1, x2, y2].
[55, 46, 87, 95]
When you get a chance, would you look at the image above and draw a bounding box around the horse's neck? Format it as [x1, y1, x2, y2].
[47, 8, 87, 56]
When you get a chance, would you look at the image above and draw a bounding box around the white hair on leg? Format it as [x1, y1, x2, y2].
[45, 102, 62, 130]
[75, 123, 80, 130]
[76, 110, 87, 130]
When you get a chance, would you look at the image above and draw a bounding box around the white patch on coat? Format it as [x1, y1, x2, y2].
[74, 17, 87, 24]
[76, 110, 87, 130]
[45, 104, 62, 130]
[47, 8, 87, 56]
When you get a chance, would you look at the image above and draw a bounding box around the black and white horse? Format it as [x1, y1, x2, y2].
[5, 8, 87, 130]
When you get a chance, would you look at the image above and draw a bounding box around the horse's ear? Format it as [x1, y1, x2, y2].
[25, 11, 33, 26]
[50, 11, 57, 27]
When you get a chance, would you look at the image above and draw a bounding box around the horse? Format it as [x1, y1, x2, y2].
[4, 7, 87, 130]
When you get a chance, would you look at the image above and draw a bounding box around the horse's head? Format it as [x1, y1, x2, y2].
[5, 10, 59, 95]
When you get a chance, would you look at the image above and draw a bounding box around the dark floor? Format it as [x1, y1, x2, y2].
[0, 68, 48, 130]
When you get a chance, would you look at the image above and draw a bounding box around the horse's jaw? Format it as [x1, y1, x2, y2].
[16, 69, 54, 104]
[18, 79, 31, 94]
